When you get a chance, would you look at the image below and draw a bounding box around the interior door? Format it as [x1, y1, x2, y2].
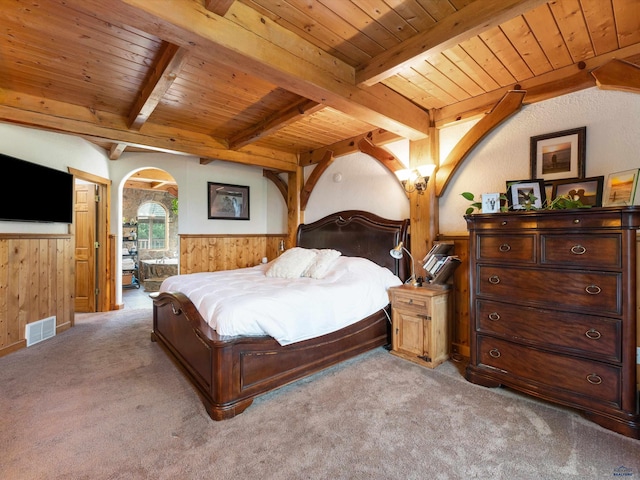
[74, 181, 97, 312]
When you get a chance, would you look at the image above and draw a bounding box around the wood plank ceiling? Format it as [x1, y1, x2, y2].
[1, 0, 639, 174]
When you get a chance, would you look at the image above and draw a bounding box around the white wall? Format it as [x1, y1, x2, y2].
[0, 123, 111, 234]
[439, 87, 640, 235]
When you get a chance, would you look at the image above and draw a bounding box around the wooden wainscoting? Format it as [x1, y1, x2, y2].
[179, 234, 287, 274]
[0, 234, 74, 357]
[437, 235, 470, 358]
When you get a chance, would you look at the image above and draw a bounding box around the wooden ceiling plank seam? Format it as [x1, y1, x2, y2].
[228, 99, 324, 150]
[499, 15, 554, 76]
[403, 65, 463, 105]
[523, 3, 574, 70]
[315, 0, 403, 50]
[414, 0, 457, 21]
[425, 52, 486, 97]
[356, 0, 550, 86]
[579, 0, 619, 56]
[350, 0, 419, 42]
[479, 26, 534, 82]
[611, 0, 640, 48]
[242, 0, 373, 65]
[443, 45, 502, 92]
[382, 76, 446, 110]
[128, 43, 191, 129]
[458, 36, 518, 87]
[382, 0, 438, 31]
[548, 0, 596, 62]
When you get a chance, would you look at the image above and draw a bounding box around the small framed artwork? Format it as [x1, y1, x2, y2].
[506, 179, 546, 210]
[207, 182, 250, 220]
[481, 193, 501, 213]
[530, 127, 586, 181]
[551, 176, 604, 207]
[602, 169, 640, 207]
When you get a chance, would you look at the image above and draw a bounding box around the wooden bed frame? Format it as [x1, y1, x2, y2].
[151, 210, 409, 420]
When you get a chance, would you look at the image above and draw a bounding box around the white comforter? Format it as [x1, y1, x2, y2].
[159, 256, 402, 345]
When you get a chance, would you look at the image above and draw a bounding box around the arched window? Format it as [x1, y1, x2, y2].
[137, 202, 167, 250]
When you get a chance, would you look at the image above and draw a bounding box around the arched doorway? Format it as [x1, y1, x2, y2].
[121, 168, 178, 294]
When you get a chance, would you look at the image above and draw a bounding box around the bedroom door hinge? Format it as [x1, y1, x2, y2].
[95, 288, 100, 296]
[95, 194, 101, 202]
[94, 241, 100, 249]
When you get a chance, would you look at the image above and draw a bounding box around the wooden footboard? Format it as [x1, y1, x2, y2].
[152, 291, 390, 420]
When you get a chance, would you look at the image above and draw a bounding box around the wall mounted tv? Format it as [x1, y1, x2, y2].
[2, 153, 74, 223]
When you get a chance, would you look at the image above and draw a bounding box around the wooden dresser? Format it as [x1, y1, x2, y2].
[465, 207, 640, 439]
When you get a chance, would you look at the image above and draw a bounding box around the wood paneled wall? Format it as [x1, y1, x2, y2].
[438, 235, 470, 358]
[0, 234, 74, 357]
[179, 234, 287, 274]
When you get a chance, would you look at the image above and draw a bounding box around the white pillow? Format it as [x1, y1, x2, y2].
[302, 249, 342, 279]
[265, 247, 318, 278]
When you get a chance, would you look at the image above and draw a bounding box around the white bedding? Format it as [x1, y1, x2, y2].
[159, 256, 402, 345]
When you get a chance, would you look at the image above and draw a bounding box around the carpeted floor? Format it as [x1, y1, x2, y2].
[1, 307, 638, 479]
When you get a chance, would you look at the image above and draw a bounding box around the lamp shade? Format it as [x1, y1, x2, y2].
[389, 242, 404, 259]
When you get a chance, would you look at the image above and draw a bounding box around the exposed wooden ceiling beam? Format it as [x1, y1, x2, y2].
[356, 0, 550, 87]
[591, 59, 640, 94]
[0, 88, 297, 171]
[109, 143, 127, 160]
[204, 0, 235, 16]
[357, 138, 405, 174]
[299, 129, 402, 166]
[128, 43, 190, 130]
[228, 99, 324, 150]
[70, 0, 431, 141]
[301, 150, 334, 211]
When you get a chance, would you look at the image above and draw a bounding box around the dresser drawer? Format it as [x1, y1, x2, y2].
[476, 265, 621, 315]
[535, 212, 622, 230]
[475, 299, 622, 362]
[477, 234, 536, 264]
[476, 336, 621, 407]
[541, 234, 621, 269]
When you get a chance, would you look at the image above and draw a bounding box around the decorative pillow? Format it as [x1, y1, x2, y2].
[265, 247, 318, 278]
[302, 249, 342, 279]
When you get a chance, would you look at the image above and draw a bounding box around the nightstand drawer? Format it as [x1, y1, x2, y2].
[391, 292, 430, 315]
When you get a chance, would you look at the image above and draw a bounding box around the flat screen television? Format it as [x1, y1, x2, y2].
[2, 153, 74, 223]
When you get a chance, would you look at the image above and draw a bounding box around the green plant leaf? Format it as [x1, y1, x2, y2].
[461, 192, 475, 201]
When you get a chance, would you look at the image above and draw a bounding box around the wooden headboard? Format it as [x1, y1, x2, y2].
[296, 210, 410, 281]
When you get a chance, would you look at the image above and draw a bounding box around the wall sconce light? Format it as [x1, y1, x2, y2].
[394, 164, 436, 194]
[389, 241, 419, 286]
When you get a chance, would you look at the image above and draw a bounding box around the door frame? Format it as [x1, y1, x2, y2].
[68, 167, 111, 312]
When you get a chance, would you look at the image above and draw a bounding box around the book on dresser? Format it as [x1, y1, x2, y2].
[464, 206, 640, 440]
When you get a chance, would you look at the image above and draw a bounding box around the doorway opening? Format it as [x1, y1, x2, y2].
[122, 168, 178, 294]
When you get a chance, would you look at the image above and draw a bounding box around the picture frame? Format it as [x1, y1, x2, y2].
[506, 179, 546, 210]
[551, 176, 604, 207]
[530, 127, 586, 181]
[207, 182, 250, 220]
[481, 193, 501, 213]
[602, 169, 640, 207]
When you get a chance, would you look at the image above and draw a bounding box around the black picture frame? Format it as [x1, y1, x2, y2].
[207, 182, 250, 220]
[551, 176, 604, 207]
[506, 179, 546, 210]
[530, 127, 586, 181]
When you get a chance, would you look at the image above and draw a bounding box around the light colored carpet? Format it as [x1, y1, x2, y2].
[1, 308, 638, 479]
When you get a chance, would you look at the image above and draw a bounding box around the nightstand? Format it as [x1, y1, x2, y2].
[389, 284, 450, 368]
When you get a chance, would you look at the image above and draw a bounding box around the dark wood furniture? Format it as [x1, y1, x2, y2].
[465, 207, 640, 439]
[151, 210, 409, 420]
[389, 284, 450, 369]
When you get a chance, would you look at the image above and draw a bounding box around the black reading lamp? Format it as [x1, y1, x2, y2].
[390, 241, 419, 286]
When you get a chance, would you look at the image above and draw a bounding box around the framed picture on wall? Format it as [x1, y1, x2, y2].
[208, 182, 250, 220]
[530, 127, 586, 181]
[602, 169, 640, 207]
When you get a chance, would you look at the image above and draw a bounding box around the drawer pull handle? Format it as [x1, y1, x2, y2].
[418, 314, 431, 320]
[573, 219, 580, 224]
[585, 328, 602, 339]
[586, 373, 602, 385]
[499, 243, 511, 252]
[570, 245, 586, 255]
[408, 298, 413, 304]
[501, 221, 507, 226]
[585, 285, 601, 295]
[488, 275, 500, 284]
[489, 348, 501, 358]
[488, 312, 501, 321]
